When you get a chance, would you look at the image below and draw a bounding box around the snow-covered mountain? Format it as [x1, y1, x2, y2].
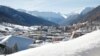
[17, 7, 94, 26]
[61, 7, 95, 26]
[7, 30, 100, 56]
[24, 11, 66, 24]
[61, 13, 79, 25]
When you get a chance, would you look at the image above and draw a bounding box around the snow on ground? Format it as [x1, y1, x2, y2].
[6, 30, 100, 56]
[0, 23, 39, 33]
[9, 24, 39, 31]
[0, 25, 13, 31]
[11, 24, 29, 30]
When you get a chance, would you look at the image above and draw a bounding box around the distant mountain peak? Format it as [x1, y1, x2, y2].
[26, 11, 66, 24]
[61, 5, 100, 26]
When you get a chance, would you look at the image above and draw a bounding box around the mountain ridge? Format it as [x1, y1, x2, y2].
[17, 10, 66, 24]
[0, 5, 58, 26]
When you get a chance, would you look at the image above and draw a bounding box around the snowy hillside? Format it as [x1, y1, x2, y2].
[0, 23, 39, 32]
[7, 30, 100, 56]
[0, 25, 13, 31]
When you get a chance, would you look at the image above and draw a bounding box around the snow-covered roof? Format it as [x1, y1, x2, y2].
[0, 35, 12, 44]
[0, 35, 33, 51]
[7, 30, 100, 56]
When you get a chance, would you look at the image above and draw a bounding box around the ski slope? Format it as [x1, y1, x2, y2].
[2, 30, 100, 56]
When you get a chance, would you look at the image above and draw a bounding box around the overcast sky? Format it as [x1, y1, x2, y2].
[0, 0, 100, 14]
